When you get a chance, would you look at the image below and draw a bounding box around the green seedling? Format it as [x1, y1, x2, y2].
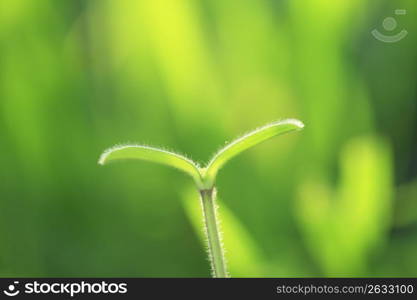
[99, 119, 304, 277]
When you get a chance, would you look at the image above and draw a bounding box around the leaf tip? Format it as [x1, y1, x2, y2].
[281, 118, 305, 130]
[98, 144, 124, 165]
[98, 149, 110, 165]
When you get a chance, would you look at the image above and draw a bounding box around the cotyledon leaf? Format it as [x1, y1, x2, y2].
[204, 119, 304, 186]
[99, 145, 204, 188]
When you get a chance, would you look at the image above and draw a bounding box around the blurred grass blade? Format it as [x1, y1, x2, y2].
[394, 179, 417, 228]
[99, 145, 203, 187]
[204, 119, 304, 186]
[295, 137, 392, 275]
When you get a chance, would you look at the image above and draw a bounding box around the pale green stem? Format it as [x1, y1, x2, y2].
[199, 188, 228, 278]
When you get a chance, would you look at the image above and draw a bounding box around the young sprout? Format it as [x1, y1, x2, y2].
[99, 119, 304, 277]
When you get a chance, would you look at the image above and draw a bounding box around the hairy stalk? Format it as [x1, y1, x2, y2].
[99, 119, 304, 277]
[199, 188, 228, 278]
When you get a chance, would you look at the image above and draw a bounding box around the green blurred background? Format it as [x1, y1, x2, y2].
[0, 0, 416, 277]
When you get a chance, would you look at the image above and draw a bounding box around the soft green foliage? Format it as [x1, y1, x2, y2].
[295, 137, 392, 275]
[99, 119, 304, 190]
[1, 0, 417, 278]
